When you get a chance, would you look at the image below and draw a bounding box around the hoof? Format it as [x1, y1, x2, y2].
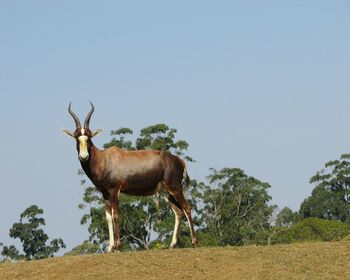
[169, 244, 177, 249]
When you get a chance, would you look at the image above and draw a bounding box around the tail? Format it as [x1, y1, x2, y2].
[181, 165, 191, 191]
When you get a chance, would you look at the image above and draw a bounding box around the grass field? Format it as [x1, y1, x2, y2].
[1, 241, 349, 280]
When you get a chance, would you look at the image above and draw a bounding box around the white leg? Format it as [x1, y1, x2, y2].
[105, 209, 114, 252]
[169, 205, 182, 248]
[160, 192, 183, 248]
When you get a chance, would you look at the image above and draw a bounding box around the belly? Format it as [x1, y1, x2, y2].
[120, 173, 162, 196]
[121, 184, 158, 196]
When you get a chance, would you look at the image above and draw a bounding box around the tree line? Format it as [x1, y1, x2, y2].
[1, 123, 350, 260]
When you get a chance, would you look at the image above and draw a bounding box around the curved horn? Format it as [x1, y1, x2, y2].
[68, 102, 81, 129]
[84, 101, 95, 129]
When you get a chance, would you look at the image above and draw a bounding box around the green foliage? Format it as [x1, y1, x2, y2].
[301, 154, 350, 223]
[300, 185, 348, 221]
[0, 245, 22, 261]
[342, 234, 350, 241]
[1, 205, 66, 260]
[197, 168, 274, 246]
[103, 128, 135, 150]
[196, 231, 219, 247]
[136, 124, 194, 162]
[273, 217, 350, 244]
[118, 194, 154, 250]
[275, 207, 300, 227]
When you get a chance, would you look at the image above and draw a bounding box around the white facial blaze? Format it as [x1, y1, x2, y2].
[78, 134, 89, 160]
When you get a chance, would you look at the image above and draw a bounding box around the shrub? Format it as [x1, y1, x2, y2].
[273, 217, 350, 244]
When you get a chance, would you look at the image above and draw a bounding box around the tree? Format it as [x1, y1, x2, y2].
[77, 124, 195, 252]
[1, 244, 21, 261]
[275, 207, 299, 227]
[300, 185, 348, 222]
[103, 128, 135, 150]
[136, 124, 194, 162]
[197, 168, 274, 246]
[300, 154, 350, 223]
[1, 205, 66, 260]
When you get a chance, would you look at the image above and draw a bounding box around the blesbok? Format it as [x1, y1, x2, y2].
[62, 102, 197, 251]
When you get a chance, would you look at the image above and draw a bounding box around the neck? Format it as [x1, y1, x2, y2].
[80, 142, 99, 180]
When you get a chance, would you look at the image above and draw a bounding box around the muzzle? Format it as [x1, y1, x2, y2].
[78, 135, 89, 161]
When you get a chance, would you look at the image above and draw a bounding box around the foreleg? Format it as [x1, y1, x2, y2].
[105, 201, 115, 253]
[110, 194, 121, 251]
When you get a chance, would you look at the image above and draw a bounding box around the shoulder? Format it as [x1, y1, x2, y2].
[105, 146, 122, 152]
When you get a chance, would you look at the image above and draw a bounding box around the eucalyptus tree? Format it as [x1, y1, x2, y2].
[1, 205, 65, 260]
[300, 154, 350, 223]
[197, 168, 274, 246]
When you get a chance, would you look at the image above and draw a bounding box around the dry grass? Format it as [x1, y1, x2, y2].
[1, 241, 349, 280]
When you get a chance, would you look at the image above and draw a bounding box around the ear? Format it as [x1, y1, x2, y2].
[92, 128, 103, 138]
[62, 129, 75, 138]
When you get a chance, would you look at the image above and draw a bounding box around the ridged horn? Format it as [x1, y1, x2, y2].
[84, 101, 95, 129]
[68, 102, 81, 129]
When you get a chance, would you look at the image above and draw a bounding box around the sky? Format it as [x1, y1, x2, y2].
[0, 1, 350, 253]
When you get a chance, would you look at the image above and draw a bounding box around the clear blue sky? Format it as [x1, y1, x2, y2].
[1, 1, 349, 253]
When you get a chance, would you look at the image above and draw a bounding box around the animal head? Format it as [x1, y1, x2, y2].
[62, 101, 102, 161]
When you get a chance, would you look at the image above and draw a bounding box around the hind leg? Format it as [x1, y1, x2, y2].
[179, 196, 197, 247]
[169, 190, 197, 248]
[166, 195, 183, 249]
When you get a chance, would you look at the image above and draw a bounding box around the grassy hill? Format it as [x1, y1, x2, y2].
[1, 241, 349, 280]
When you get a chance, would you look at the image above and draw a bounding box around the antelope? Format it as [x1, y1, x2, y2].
[62, 102, 197, 251]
